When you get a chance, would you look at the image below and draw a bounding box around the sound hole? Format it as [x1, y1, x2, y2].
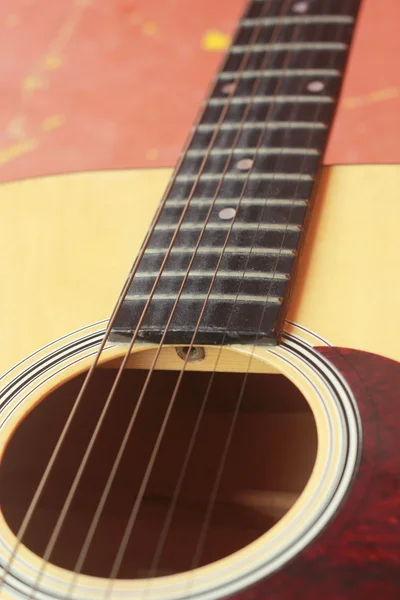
[0, 368, 317, 579]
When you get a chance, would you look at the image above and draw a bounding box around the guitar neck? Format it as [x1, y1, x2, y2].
[111, 0, 361, 346]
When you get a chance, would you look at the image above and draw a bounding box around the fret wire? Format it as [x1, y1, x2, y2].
[242, 15, 354, 25]
[250, 0, 356, 5]
[165, 198, 308, 207]
[154, 222, 300, 231]
[218, 68, 341, 78]
[176, 172, 313, 182]
[196, 121, 327, 130]
[186, 147, 319, 156]
[134, 270, 288, 280]
[126, 293, 282, 304]
[207, 95, 334, 104]
[230, 42, 347, 52]
[144, 246, 294, 256]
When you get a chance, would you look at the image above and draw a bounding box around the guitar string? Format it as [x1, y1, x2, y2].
[0, 25, 240, 592]
[103, 0, 356, 592]
[4, 0, 288, 597]
[2, 0, 354, 596]
[43, 0, 350, 592]
[121, 0, 359, 574]
[4, 0, 354, 596]
[97, 3, 316, 597]
[185, 0, 356, 581]
[24, 0, 354, 592]
[141, 0, 349, 586]
[51, 2, 297, 597]
[110, 0, 356, 587]
[143, 0, 339, 582]
[0, 7, 268, 593]
[106, 0, 357, 588]
[136, 12, 319, 589]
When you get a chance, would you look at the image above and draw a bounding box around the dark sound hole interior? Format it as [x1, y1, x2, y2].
[0, 367, 317, 579]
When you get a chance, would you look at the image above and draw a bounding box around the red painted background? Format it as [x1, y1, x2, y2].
[0, 0, 399, 183]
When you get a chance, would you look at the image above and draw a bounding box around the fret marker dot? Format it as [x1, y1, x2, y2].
[219, 208, 236, 220]
[307, 80, 325, 92]
[292, 1, 309, 13]
[222, 82, 236, 94]
[237, 158, 254, 170]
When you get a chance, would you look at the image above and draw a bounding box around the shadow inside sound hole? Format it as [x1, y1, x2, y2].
[0, 369, 317, 579]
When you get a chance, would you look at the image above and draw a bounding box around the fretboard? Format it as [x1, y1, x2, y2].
[111, 0, 361, 346]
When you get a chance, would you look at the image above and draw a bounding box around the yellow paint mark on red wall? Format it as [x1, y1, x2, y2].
[202, 30, 231, 51]
[344, 86, 399, 108]
[146, 149, 159, 160]
[370, 87, 399, 102]
[4, 13, 21, 28]
[44, 55, 62, 70]
[0, 139, 38, 166]
[142, 22, 158, 35]
[22, 75, 43, 92]
[7, 117, 26, 140]
[41, 115, 66, 131]
[129, 12, 143, 25]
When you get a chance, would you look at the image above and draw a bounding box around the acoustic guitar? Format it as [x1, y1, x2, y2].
[1, 0, 399, 599]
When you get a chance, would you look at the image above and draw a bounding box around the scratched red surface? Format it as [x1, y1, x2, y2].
[0, 0, 399, 183]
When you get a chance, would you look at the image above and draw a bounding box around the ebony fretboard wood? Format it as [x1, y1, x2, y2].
[111, 0, 361, 346]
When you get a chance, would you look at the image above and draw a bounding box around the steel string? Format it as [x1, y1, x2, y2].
[2, 1, 292, 598]
[185, 0, 355, 583]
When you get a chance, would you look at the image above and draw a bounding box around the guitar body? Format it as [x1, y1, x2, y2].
[1, 164, 400, 599]
[1, 0, 400, 596]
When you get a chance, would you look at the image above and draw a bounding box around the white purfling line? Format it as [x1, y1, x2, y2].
[196, 121, 327, 130]
[154, 222, 299, 231]
[125, 293, 282, 304]
[208, 95, 333, 104]
[186, 147, 319, 156]
[230, 42, 347, 52]
[242, 15, 354, 25]
[218, 69, 340, 78]
[176, 172, 312, 182]
[144, 246, 294, 256]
